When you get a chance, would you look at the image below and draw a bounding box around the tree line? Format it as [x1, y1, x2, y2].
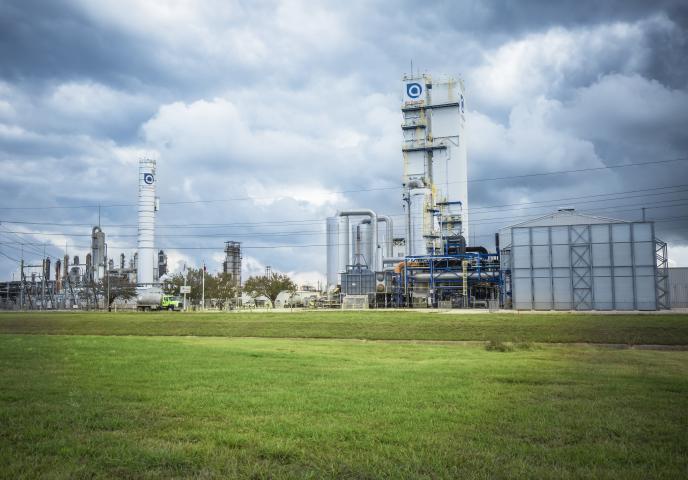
[162, 267, 297, 307]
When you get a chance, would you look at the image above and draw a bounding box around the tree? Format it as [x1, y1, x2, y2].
[162, 268, 239, 308]
[162, 272, 185, 296]
[163, 268, 202, 305]
[207, 272, 239, 309]
[243, 273, 296, 304]
[98, 275, 137, 310]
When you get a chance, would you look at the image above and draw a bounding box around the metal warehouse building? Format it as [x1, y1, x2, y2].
[669, 267, 688, 308]
[500, 210, 669, 311]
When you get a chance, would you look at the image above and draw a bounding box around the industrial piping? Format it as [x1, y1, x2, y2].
[377, 215, 393, 258]
[363, 216, 394, 268]
[338, 210, 378, 271]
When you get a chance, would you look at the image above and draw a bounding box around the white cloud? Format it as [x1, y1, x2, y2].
[668, 244, 688, 267]
[1, 2, 687, 283]
[48, 82, 149, 118]
[468, 17, 669, 110]
[469, 97, 602, 176]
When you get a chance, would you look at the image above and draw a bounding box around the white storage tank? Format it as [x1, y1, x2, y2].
[409, 187, 431, 256]
[326, 216, 338, 288]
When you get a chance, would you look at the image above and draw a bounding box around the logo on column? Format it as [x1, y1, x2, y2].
[143, 173, 155, 185]
[406, 83, 422, 99]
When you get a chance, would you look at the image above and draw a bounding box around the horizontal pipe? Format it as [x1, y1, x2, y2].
[411, 272, 499, 281]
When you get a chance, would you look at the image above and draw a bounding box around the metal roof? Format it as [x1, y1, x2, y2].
[503, 209, 630, 229]
[497, 209, 640, 250]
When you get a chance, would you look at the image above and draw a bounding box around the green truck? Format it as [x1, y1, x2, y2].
[137, 290, 183, 311]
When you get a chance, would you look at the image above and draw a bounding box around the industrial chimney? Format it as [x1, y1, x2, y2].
[137, 158, 157, 285]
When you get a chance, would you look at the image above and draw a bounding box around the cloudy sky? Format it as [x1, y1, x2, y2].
[1, 0, 687, 285]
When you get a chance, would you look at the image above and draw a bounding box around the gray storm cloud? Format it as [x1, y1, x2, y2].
[1, 0, 688, 280]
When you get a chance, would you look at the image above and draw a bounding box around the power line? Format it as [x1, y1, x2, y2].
[0, 229, 49, 258]
[3, 216, 686, 254]
[3, 182, 688, 230]
[1, 156, 686, 211]
[466, 184, 688, 214]
[467, 199, 688, 226]
[466, 156, 688, 184]
[2, 196, 687, 241]
[0, 249, 19, 262]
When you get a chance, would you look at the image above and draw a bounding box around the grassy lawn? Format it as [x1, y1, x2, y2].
[0, 334, 686, 479]
[1, 310, 688, 344]
[1, 312, 687, 478]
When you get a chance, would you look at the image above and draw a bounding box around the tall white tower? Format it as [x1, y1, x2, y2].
[137, 158, 157, 285]
[401, 73, 467, 254]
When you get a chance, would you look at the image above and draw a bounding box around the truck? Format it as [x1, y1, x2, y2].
[137, 289, 183, 311]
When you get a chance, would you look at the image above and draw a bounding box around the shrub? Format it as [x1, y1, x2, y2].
[485, 340, 515, 352]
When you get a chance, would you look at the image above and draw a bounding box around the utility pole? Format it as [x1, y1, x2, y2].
[41, 259, 45, 310]
[642, 207, 646, 222]
[41, 244, 46, 310]
[19, 244, 24, 310]
[6, 277, 9, 306]
[183, 263, 187, 312]
[105, 243, 109, 311]
[202, 262, 206, 311]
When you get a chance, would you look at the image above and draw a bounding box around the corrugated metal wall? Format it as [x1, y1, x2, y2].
[341, 269, 375, 296]
[510, 222, 658, 310]
[669, 267, 688, 308]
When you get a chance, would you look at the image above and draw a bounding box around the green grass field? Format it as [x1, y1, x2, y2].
[1, 312, 687, 478]
[2, 310, 688, 344]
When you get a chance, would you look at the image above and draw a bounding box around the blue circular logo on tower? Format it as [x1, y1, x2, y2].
[407, 82, 423, 99]
[143, 173, 154, 185]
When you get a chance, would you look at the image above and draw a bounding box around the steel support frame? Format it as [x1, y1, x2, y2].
[655, 237, 670, 309]
[398, 252, 501, 308]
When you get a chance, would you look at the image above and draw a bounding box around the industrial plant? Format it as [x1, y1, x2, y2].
[0, 73, 683, 311]
[325, 73, 675, 311]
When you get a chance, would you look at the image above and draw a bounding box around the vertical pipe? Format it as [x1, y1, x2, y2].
[338, 210, 378, 271]
[360, 220, 372, 269]
[377, 216, 394, 258]
[326, 216, 338, 288]
[338, 216, 349, 275]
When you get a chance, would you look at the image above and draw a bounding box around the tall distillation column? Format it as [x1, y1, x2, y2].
[137, 158, 157, 285]
[401, 74, 467, 253]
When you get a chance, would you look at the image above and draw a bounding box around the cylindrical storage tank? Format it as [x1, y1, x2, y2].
[337, 216, 349, 275]
[137, 158, 156, 285]
[409, 188, 430, 256]
[326, 216, 338, 288]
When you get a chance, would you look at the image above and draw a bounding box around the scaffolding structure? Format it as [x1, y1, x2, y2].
[222, 241, 242, 285]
